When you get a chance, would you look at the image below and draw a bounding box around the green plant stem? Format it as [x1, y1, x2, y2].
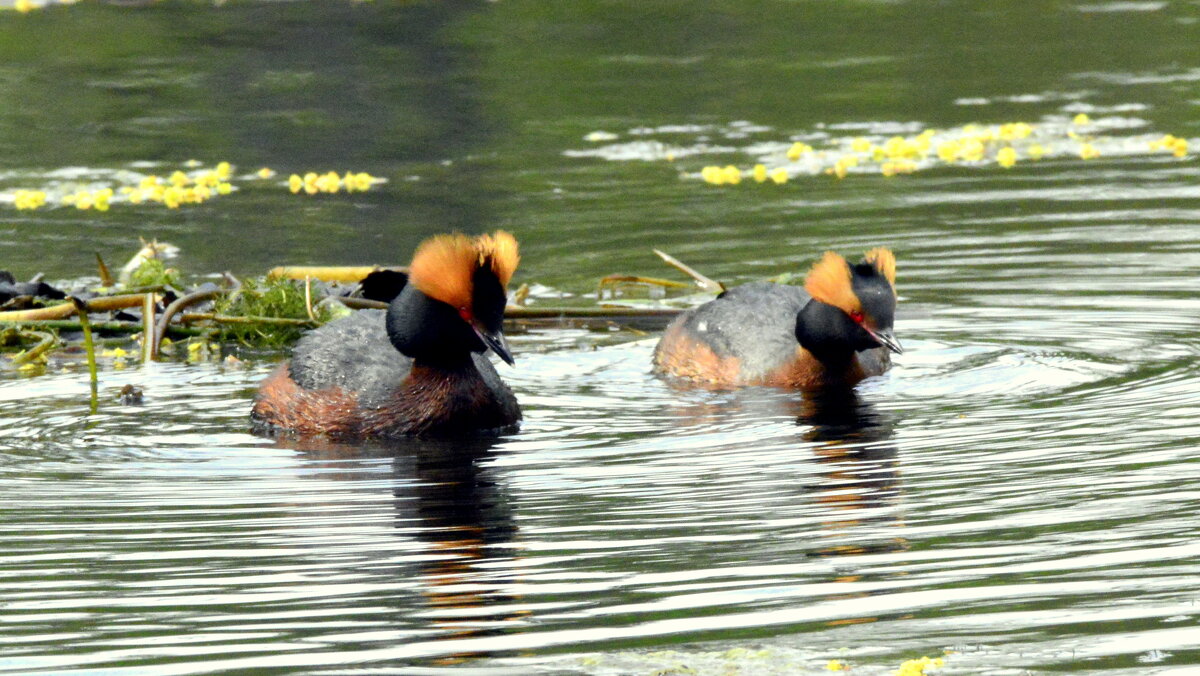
[0, 319, 205, 337]
[10, 330, 57, 365]
[68, 297, 98, 410]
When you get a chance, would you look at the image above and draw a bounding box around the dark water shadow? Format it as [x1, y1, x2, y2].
[281, 436, 524, 665]
[796, 386, 908, 627]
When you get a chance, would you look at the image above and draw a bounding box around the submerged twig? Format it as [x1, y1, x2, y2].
[653, 249, 725, 294]
[599, 274, 692, 293]
[9, 330, 57, 365]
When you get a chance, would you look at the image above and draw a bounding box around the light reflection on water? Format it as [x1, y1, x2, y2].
[1, 309, 1197, 674]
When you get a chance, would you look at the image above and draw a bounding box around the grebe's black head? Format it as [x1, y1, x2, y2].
[797, 248, 902, 356]
[385, 231, 520, 366]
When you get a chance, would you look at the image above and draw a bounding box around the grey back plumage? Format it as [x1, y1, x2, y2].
[673, 283, 812, 381]
[290, 310, 506, 410]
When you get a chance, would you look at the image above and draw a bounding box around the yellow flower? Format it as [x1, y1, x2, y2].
[216, 182, 233, 195]
[1028, 143, 1046, 160]
[937, 141, 961, 163]
[1079, 142, 1100, 160]
[912, 133, 933, 155]
[786, 142, 812, 161]
[665, 151, 675, 162]
[722, 165, 741, 185]
[769, 168, 788, 184]
[701, 166, 725, 185]
[195, 172, 220, 188]
[257, 167, 276, 179]
[893, 655, 945, 676]
[1073, 113, 1091, 125]
[960, 138, 985, 162]
[169, 170, 191, 188]
[883, 136, 917, 159]
[139, 175, 161, 190]
[163, 186, 184, 209]
[101, 348, 129, 358]
[13, 190, 47, 210]
[999, 122, 1034, 140]
[350, 172, 375, 191]
[215, 161, 232, 179]
[316, 170, 341, 193]
[997, 146, 1017, 168]
[14, 0, 35, 13]
[288, 174, 303, 193]
[825, 659, 849, 671]
[1171, 137, 1188, 157]
[850, 137, 872, 153]
[830, 161, 848, 179]
[128, 189, 145, 205]
[752, 164, 768, 183]
[303, 172, 320, 195]
[93, 190, 112, 212]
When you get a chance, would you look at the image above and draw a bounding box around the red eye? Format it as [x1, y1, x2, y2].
[458, 307, 473, 323]
[849, 310, 864, 324]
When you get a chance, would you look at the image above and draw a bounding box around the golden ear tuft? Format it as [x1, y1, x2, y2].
[409, 233, 477, 309]
[863, 247, 896, 288]
[476, 230, 519, 288]
[804, 251, 860, 314]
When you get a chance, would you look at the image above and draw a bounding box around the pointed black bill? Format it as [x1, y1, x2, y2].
[867, 327, 904, 355]
[473, 323, 516, 366]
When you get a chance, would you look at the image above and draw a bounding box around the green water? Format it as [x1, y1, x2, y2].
[1, 1, 1199, 674]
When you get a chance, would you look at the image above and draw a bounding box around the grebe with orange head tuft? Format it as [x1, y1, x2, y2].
[252, 231, 522, 438]
[653, 248, 902, 389]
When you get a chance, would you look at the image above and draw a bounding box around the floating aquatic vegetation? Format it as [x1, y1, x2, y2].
[577, 114, 1191, 186]
[126, 258, 180, 289]
[2, 161, 236, 212]
[287, 170, 379, 195]
[13, 190, 47, 210]
[894, 655, 946, 675]
[568, 648, 952, 675]
[214, 276, 331, 347]
[2, 161, 384, 212]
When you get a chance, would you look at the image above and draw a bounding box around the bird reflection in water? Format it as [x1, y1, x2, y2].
[798, 386, 907, 627]
[393, 437, 525, 662]
[285, 436, 525, 665]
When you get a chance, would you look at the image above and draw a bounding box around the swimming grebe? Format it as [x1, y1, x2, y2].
[652, 248, 901, 388]
[252, 231, 521, 438]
